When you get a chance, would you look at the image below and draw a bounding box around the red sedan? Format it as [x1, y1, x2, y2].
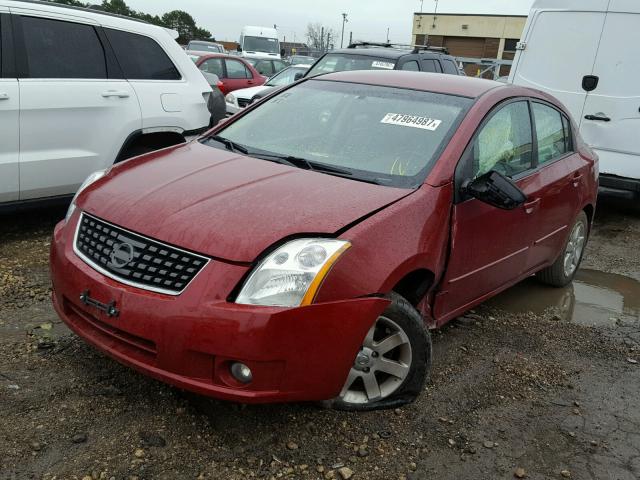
[192, 53, 266, 95]
[50, 71, 598, 410]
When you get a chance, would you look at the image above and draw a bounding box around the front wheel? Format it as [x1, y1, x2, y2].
[325, 292, 432, 411]
[536, 211, 589, 287]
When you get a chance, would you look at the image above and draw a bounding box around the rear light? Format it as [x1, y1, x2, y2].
[217, 81, 224, 93]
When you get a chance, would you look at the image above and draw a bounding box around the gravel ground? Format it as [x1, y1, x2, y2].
[1, 196, 639, 480]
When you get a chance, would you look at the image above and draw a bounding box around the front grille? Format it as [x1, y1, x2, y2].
[237, 98, 251, 108]
[75, 213, 209, 295]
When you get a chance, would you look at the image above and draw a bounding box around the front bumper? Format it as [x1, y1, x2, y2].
[50, 213, 387, 403]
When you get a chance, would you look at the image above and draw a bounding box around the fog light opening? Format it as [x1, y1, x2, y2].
[230, 362, 253, 384]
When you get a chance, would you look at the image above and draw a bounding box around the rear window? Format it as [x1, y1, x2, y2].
[105, 28, 180, 80]
[307, 54, 397, 76]
[21, 16, 106, 79]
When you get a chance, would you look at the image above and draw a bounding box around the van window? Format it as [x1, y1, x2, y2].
[21, 16, 106, 79]
[474, 101, 533, 178]
[441, 59, 459, 75]
[532, 103, 569, 164]
[105, 28, 180, 80]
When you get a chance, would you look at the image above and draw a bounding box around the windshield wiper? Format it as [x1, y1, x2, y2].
[207, 135, 249, 155]
[247, 152, 353, 175]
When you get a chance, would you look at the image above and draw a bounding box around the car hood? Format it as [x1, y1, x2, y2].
[233, 85, 271, 100]
[78, 141, 413, 263]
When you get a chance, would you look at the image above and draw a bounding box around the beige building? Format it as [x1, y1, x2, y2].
[412, 13, 527, 76]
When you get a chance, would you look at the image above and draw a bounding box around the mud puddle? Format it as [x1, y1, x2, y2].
[486, 269, 640, 327]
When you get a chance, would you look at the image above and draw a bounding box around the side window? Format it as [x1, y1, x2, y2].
[200, 58, 224, 78]
[400, 60, 420, 71]
[225, 59, 251, 79]
[273, 60, 287, 73]
[21, 16, 106, 79]
[421, 59, 440, 73]
[104, 28, 180, 80]
[441, 59, 459, 75]
[532, 103, 569, 165]
[254, 60, 273, 76]
[474, 101, 533, 178]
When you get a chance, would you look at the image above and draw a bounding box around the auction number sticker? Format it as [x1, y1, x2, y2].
[371, 61, 395, 70]
[381, 113, 442, 131]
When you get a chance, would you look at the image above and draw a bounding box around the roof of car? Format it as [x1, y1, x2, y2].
[313, 70, 504, 98]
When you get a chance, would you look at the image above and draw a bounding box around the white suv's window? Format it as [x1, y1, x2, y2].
[21, 16, 107, 79]
[105, 28, 180, 80]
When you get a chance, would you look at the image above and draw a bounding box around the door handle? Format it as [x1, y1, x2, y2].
[101, 90, 130, 98]
[0, 93, 9, 100]
[524, 198, 541, 214]
[570, 173, 583, 187]
[584, 114, 610, 122]
[247, 80, 254, 85]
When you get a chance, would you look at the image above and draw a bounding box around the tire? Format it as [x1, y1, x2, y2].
[324, 292, 432, 411]
[536, 211, 589, 287]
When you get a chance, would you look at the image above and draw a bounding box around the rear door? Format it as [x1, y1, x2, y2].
[223, 58, 256, 93]
[581, 6, 640, 179]
[0, 11, 19, 202]
[13, 11, 139, 200]
[433, 100, 538, 322]
[510, 8, 607, 121]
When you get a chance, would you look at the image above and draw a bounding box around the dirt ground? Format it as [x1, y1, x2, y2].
[1, 195, 639, 480]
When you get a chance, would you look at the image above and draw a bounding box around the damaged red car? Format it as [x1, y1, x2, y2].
[50, 70, 598, 410]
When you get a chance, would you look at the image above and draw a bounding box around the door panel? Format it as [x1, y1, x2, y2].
[511, 11, 605, 121]
[581, 13, 640, 179]
[223, 59, 254, 93]
[0, 11, 19, 202]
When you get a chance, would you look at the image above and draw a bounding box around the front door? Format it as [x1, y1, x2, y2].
[14, 12, 140, 200]
[433, 100, 540, 322]
[580, 10, 640, 180]
[0, 12, 19, 202]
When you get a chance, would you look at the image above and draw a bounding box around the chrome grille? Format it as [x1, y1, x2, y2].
[74, 213, 209, 295]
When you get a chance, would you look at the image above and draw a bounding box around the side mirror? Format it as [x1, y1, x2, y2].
[462, 170, 526, 210]
[294, 72, 304, 81]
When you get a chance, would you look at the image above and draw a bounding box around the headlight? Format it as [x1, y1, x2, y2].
[225, 93, 238, 106]
[236, 238, 351, 307]
[65, 170, 106, 222]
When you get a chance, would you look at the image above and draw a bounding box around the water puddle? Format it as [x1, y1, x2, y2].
[486, 269, 640, 328]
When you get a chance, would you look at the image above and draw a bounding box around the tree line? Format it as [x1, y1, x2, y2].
[48, 0, 212, 44]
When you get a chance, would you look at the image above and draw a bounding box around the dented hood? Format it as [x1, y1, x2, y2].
[78, 141, 412, 263]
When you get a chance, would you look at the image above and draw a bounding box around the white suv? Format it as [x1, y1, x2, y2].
[0, 0, 212, 207]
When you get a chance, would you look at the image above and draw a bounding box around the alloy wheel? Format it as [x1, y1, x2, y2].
[339, 316, 412, 405]
[563, 220, 586, 277]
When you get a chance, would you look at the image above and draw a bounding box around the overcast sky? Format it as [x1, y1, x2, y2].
[126, 0, 534, 45]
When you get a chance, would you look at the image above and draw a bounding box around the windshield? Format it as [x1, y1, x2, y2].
[243, 36, 279, 54]
[307, 54, 398, 77]
[207, 80, 471, 188]
[189, 42, 222, 53]
[266, 67, 307, 86]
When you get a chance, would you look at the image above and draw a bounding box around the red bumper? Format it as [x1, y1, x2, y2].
[50, 214, 388, 403]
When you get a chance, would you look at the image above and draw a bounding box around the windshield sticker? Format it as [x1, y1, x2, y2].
[371, 61, 395, 70]
[381, 113, 442, 131]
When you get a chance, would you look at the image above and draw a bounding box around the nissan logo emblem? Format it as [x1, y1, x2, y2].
[109, 242, 135, 268]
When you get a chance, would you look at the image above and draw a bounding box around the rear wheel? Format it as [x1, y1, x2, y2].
[536, 211, 588, 287]
[326, 292, 431, 411]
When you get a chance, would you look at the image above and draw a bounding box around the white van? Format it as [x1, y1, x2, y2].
[238, 26, 281, 59]
[509, 0, 640, 196]
[0, 0, 213, 208]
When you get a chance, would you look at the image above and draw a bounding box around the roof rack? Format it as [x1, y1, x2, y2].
[412, 45, 450, 54]
[15, 0, 150, 24]
[347, 41, 405, 49]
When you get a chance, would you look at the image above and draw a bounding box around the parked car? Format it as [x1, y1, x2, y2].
[225, 64, 310, 114]
[510, 0, 640, 198]
[244, 56, 289, 77]
[287, 55, 317, 66]
[306, 42, 463, 78]
[192, 53, 266, 95]
[187, 40, 226, 54]
[0, 0, 212, 208]
[51, 71, 598, 410]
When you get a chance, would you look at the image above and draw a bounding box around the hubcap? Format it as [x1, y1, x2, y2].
[563, 220, 586, 277]
[339, 316, 412, 405]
